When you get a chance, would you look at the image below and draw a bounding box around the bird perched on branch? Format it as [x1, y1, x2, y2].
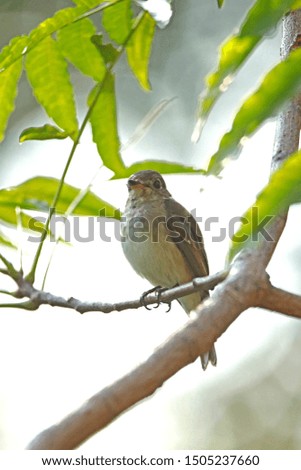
[121, 169, 216, 370]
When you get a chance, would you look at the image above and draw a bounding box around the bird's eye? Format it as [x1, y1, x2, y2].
[153, 179, 161, 189]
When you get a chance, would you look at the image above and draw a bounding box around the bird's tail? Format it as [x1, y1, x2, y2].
[200, 345, 217, 371]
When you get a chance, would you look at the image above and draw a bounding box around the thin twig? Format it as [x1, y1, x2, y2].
[0, 270, 228, 313]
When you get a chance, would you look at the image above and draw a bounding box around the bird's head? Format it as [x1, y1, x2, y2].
[126, 170, 171, 200]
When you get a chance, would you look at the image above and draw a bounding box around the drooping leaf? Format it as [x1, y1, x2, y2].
[25, 36, 78, 139]
[0, 207, 45, 233]
[194, 0, 297, 138]
[0, 230, 16, 249]
[102, 0, 132, 44]
[126, 12, 155, 91]
[112, 161, 202, 179]
[91, 35, 119, 66]
[229, 150, 301, 261]
[0, 54, 22, 142]
[19, 124, 69, 142]
[88, 75, 125, 175]
[0, 177, 121, 221]
[208, 47, 301, 175]
[0, 1, 110, 72]
[57, 17, 106, 82]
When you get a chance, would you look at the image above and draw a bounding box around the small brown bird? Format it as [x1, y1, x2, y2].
[121, 170, 216, 370]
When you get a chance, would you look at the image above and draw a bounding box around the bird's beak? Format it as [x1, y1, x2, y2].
[127, 179, 146, 190]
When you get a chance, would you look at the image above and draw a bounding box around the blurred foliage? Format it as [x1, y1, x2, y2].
[196, 0, 298, 135]
[208, 48, 301, 175]
[230, 149, 301, 260]
[0, 177, 121, 232]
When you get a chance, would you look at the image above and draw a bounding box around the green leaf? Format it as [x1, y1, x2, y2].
[217, 0, 224, 7]
[208, 47, 301, 175]
[0, 207, 44, 233]
[0, 55, 22, 142]
[126, 12, 155, 91]
[91, 35, 119, 66]
[229, 150, 301, 261]
[102, 0, 132, 44]
[195, 0, 297, 135]
[0, 1, 109, 72]
[25, 36, 78, 139]
[88, 74, 125, 175]
[0, 230, 16, 249]
[57, 18, 106, 82]
[71, 0, 105, 5]
[0, 177, 121, 221]
[0, 35, 28, 72]
[112, 161, 202, 179]
[292, 0, 301, 8]
[19, 124, 69, 142]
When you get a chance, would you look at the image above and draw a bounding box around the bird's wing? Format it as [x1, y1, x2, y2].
[164, 197, 209, 279]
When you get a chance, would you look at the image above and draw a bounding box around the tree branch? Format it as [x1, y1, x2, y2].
[259, 284, 301, 318]
[0, 270, 228, 313]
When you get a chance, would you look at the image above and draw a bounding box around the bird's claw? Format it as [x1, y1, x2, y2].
[140, 285, 170, 311]
[140, 285, 161, 310]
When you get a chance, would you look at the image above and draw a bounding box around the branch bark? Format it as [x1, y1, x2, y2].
[26, 9, 301, 450]
[0, 269, 228, 313]
[259, 284, 301, 317]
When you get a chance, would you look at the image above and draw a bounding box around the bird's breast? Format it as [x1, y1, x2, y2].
[121, 202, 190, 288]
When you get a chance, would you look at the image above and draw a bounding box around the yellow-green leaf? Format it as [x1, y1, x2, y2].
[126, 13, 155, 91]
[19, 124, 69, 142]
[0, 55, 22, 142]
[26, 36, 78, 138]
[229, 150, 301, 261]
[0, 2, 109, 72]
[0, 230, 16, 249]
[0, 177, 120, 220]
[113, 161, 202, 179]
[91, 35, 119, 66]
[57, 18, 106, 82]
[208, 48, 301, 175]
[195, 0, 298, 136]
[102, 0, 132, 44]
[88, 74, 125, 175]
[292, 0, 301, 8]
